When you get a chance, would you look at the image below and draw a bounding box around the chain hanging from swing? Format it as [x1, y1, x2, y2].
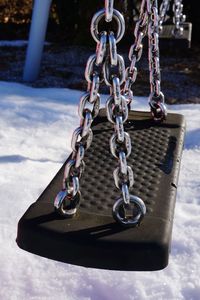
[17, 0, 186, 271]
[54, 0, 166, 227]
[172, 0, 186, 36]
[158, 0, 187, 37]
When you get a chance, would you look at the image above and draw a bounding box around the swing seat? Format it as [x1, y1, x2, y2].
[159, 22, 192, 49]
[16, 109, 185, 271]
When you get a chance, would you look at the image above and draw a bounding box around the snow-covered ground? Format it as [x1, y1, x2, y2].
[0, 40, 50, 47]
[0, 81, 200, 300]
[0, 40, 29, 47]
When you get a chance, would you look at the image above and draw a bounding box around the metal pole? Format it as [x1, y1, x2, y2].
[23, 0, 52, 82]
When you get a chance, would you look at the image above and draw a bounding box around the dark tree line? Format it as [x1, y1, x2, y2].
[0, 0, 199, 43]
[55, 0, 199, 44]
[55, 0, 139, 45]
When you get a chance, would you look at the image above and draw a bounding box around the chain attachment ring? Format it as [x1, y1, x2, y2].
[91, 9, 125, 44]
[54, 190, 81, 218]
[112, 195, 146, 227]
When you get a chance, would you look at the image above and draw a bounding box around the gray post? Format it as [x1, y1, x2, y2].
[23, 0, 52, 82]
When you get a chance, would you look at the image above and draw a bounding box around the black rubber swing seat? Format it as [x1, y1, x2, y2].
[16, 109, 185, 271]
[159, 22, 192, 49]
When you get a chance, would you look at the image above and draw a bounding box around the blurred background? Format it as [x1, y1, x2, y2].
[0, 0, 199, 43]
[0, 0, 199, 103]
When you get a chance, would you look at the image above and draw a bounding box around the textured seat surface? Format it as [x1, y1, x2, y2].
[16, 109, 185, 271]
[159, 22, 192, 49]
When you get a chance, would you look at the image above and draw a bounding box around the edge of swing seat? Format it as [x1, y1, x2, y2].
[159, 22, 192, 49]
[16, 109, 186, 271]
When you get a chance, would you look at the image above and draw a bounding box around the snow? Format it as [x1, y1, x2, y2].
[0, 40, 50, 47]
[0, 40, 29, 47]
[0, 81, 200, 300]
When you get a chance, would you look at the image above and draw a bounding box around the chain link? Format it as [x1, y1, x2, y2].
[124, 0, 167, 121]
[103, 4, 146, 226]
[147, 0, 167, 121]
[105, 0, 114, 22]
[158, 0, 171, 32]
[103, 54, 126, 86]
[54, 8, 109, 217]
[113, 195, 146, 226]
[123, 0, 148, 106]
[96, 32, 107, 65]
[54, 1, 134, 221]
[91, 8, 125, 44]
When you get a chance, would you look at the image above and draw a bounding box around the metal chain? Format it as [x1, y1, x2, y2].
[103, 2, 146, 226]
[54, 0, 148, 225]
[123, 0, 148, 107]
[105, 0, 114, 22]
[124, 0, 167, 121]
[54, 8, 109, 217]
[147, 0, 167, 121]
[158, 0, 171, 32]
[159, 0, 186, 36]
[172, 0, 186, 36]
